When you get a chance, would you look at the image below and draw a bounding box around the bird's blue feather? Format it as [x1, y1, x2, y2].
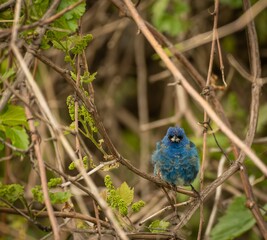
[152, 127, 200, 186]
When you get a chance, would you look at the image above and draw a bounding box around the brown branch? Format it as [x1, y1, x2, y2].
[135, 34, 150, 194]
[0, 198, 51, 232]
[228, 54, 267, 84]
[0, 137, 33, 153]
[0, 0, 15, 11]
[204, 156, 226, 237]
[236, 0, 267, 238]
[11, 43, 61, 240]
[62, 229, 177, 240]
[93, 200, 102, 239]
[0, 208, 112, 229]
[198, 0, 220, 238]
[10, 1, 61, 238]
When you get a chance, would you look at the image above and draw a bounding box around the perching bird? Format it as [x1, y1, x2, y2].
[152, 126, 200, 188]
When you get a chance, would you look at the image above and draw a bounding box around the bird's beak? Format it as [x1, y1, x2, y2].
[170, 135, 181, 143]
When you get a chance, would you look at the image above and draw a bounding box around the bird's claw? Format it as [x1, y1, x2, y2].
[190, 184, 201, 199]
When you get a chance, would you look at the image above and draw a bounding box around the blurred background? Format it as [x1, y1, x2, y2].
[1, 0, 267, 239]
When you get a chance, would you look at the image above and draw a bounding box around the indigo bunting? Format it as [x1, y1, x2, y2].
[152, 126, 200, 187]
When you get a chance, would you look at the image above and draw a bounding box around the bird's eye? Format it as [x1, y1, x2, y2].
[177, 135, 183, 141]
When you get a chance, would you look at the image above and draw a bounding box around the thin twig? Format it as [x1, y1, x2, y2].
[0, 0, 15, 11]
[140, 115, 180, 131]
[0, 207, 112, 229]
[198, 0, 220, 238]
[237, 0, 267, 237]
[0, 198, 51, 232]
[135, 34, 150, 196]
[216, 32, 227, 87]
[0, 137, 33, 153]
[227, 54, 267, 84]
[0, 154, 13, 162]
[11, 0, 61, 238]
[12, 44, 61, 239]
[93, 200, 102, 239]
[60, 160, 118, 188]
[139, 200, 192, 226]
[204, 155, 226, 237]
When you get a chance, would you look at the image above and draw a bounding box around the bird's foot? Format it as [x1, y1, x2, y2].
[190, 184, 201, 199]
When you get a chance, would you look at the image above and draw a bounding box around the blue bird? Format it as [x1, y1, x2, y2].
[152, 126, 200, 188]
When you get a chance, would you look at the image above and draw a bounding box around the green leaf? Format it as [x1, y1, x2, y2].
[5, 126, 29, 150]
[148, 220, 170, 233]
[0, 183, 24, 205]
[0, 131, 5, 151]
[31, 186, 43, 203]
[51, 0, 86, 39]
[151, 0, 190, 36]
[224, 92, 246, 121]
[49, 191, 72, 204]
[51, 39, 69, 51]
[48, 178, 62, 188]
[131, 200, 145, 213]
[210, 196, 256, 240]
[64, 55, 73, 64]
[82, 156, 89, 170]
[70, 34, 93, 54]
[220, 0, 242, 8]
[257, 104, 267, 133]
[0, 105, 27, 127]
[104, 175, 145, 217]
[68, 159, 88, 171]
[29, 0, 50, 20]
[81, 71, 97, 83]
[66, 95, 75, 121]
[32, 185, 72, 204]
[70, 71, 77, 81]
[68, 161, 75, 170]
[104, 175, 115, 190]
[256, 10, 267, 44]
[116, 182, 134, 206]
[1, 68, 16, 80]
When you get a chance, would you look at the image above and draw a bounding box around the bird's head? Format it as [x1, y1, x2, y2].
[163, 127, 189, 146]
